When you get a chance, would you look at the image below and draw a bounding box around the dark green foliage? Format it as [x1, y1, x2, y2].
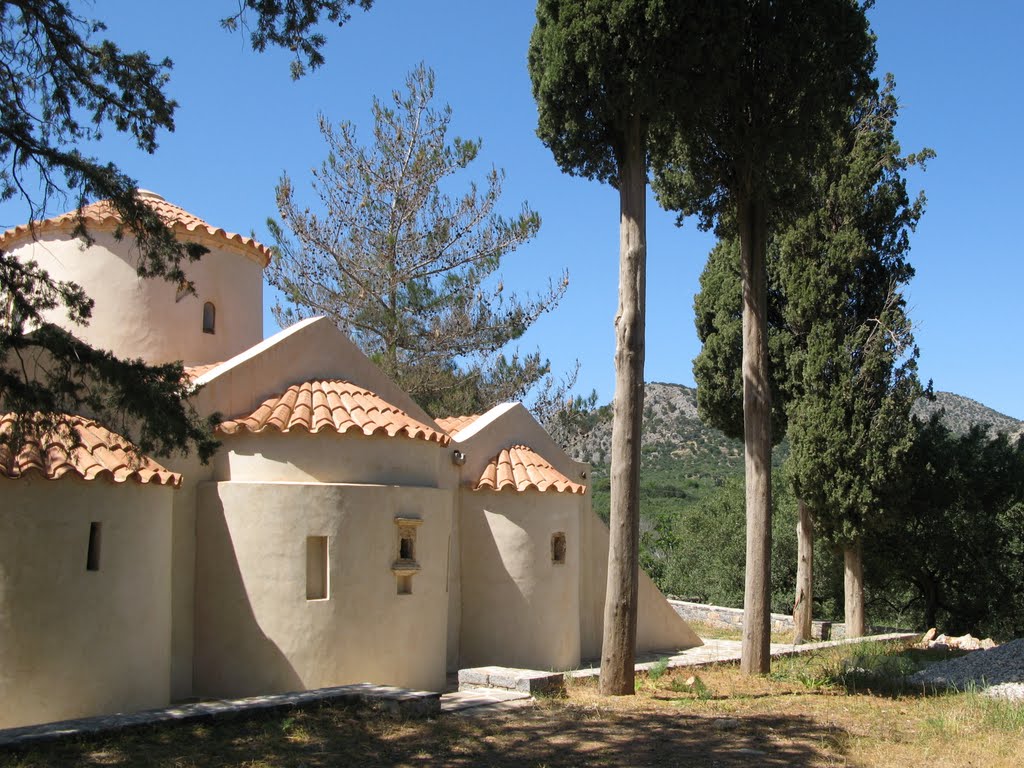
[689, 76, 930, 547]
[2, 0, 372, 458]
[529, 0, 715, 691]
[529, 0, 706, 186]
[0, 1, 216, 460]
[691, 238, 791, 442]
[782, 77, 930, 546]
[269, 65, 565, 418]
[654, 0, 877, 670]
[653, 0, 877, 232]
[868, 416, 1024, 640]
[0, 1, 201, 282]
[220, 0, 374, 79]
[644, 472, 844, 616]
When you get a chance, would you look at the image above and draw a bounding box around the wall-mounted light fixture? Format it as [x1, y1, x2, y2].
[451, 449, 466, 466]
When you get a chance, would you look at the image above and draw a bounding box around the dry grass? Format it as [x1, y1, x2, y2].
[3, 642, 1022, 768]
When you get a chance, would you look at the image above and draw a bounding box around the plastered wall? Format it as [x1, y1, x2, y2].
[215, 431, 443, 487]
[0, 478, 173, 728]
[458, 488, 582, 670]
[194, 481, 452, 697]
[9, 230, 262, 366]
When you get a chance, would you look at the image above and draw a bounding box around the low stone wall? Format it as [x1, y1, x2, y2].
[669, 600, 844, 641]
[669, 600, 912, 641]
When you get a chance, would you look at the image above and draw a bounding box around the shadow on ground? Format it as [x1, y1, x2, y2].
[0, 701, 850, 768]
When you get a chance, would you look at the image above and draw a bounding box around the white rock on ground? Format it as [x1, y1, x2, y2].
[908, 638, 1024, 702]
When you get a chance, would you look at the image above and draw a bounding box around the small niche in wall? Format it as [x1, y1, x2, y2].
[399, 533, 414, 560]
[202, 301, 216, 334]
[397, 574, 413, 595]
[306, 535, 329, 600]
[552, 532, 567, 565]
[86, 522, 102, 571]
[392, 516, 422, 595]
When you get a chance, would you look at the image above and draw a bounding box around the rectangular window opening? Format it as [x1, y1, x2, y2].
[397, 574, 413, 595]
[306, 536, 329, 600]
[552, 532, 567, 565]
[86, 522, 102, 571]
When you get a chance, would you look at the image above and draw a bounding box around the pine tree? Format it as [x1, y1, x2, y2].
[269, 64, 566, 418]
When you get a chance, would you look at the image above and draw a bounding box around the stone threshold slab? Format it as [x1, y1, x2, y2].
[458, 666, 565, 694]
[0, 683, 440, 748]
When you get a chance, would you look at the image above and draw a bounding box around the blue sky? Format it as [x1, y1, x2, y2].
[4, 1, 1022, 418]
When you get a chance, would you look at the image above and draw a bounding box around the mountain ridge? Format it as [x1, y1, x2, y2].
[551, 383, 1023, 471]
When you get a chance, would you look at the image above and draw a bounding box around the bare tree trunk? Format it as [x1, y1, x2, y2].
[844, 539, 865, 638]
[793, 498, 814, 643]
[600, 120, 646, 696]
[738, 194, 773, 675]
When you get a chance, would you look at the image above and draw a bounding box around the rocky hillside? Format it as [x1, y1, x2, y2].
[549, 382, 744, 478]
[552, 383, 1022, 472]
[912, 391, 1024, 441]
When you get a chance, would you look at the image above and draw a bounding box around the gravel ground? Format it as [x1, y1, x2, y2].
[908, 638, 1024, 702]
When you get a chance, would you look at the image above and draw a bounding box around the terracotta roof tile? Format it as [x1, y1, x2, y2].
[0, 414, 182, 487]
[0, 190, 271, 267]
[473, 445, 586, 494]
[435, 413, 482, 435]
[217, 380, 451, 445]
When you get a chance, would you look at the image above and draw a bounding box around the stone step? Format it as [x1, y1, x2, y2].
[458, 666, 565, 695]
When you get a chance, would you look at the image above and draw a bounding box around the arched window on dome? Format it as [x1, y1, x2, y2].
[202, 302, 216, 334]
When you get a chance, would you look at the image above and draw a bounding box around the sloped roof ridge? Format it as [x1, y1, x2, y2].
[183, 361, 224, 381]
[217, 379, 451, 445]
[0, 413, 182, 487]
[0, 190, 271, 267]
[473, 443, 586, 495]
[435, 413, 483, 436]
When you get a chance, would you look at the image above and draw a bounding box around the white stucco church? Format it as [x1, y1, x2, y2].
[0, 191, 700, 729]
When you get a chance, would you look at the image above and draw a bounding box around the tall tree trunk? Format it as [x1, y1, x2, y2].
[600, 120, 646, 696]
[738, 193, 773, 675]
[844, 539, 865, 637]
[793, 498, 814, 643]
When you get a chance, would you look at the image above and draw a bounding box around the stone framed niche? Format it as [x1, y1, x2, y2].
[392, 516, 422, 594]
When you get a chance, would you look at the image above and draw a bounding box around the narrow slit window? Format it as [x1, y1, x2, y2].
[202, 301, 216, 334]
[306, 536, 328, 600]
[86, 522, 102, 571]
[552, 532, 566, 565]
